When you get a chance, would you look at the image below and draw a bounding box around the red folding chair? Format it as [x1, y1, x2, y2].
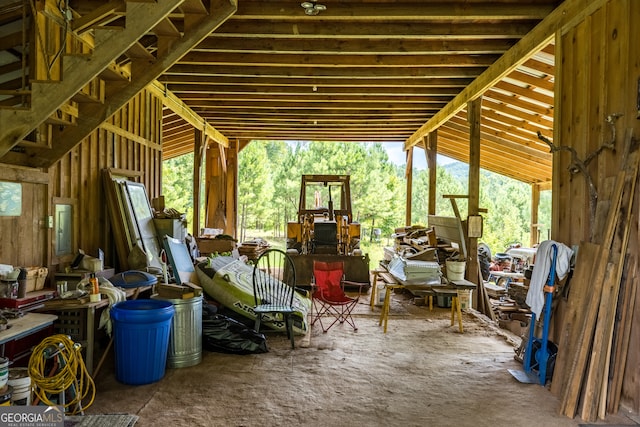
[311, 261, 363, 333]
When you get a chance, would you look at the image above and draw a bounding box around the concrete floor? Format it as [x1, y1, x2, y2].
[85, 291, 638, 427]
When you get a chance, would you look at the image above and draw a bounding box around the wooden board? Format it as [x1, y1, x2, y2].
[428, 215, 467, 258]
[550, 241, 601, 397]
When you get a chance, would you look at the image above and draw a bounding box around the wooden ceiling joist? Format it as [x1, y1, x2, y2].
[405, 0, 607, 150]
[0, 0, 575, 187]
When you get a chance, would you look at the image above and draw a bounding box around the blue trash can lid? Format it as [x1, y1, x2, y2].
[110, 270, 158, 288]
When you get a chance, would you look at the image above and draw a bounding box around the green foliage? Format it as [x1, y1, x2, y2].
[162, 153, 195, 225]
[162, 142, 551, 264]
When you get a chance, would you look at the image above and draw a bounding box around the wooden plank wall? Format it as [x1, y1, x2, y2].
[0, 169, 49, 268]
[0, 86, 162, 280]
[47, 88, 163, 273]
[552, 0, 640, 413]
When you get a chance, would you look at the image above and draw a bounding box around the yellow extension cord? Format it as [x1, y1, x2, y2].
[28, 334, 95, 414]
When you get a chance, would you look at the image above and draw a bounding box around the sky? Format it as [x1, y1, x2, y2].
[383, 142, 456, 170]
[283, 140, 456, 170]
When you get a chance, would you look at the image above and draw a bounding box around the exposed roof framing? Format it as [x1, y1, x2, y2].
[0, 0, 606, 186]
[156, 0, 562, 185]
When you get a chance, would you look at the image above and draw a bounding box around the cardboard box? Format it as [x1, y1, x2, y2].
[196, 238, 235, 254]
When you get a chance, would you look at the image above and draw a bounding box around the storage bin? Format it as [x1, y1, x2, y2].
[111, 299, 174, 385]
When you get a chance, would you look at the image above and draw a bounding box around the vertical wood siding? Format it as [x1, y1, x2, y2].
[554, 0, 640, 412]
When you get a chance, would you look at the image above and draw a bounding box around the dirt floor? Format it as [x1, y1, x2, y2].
[85, 290, 639, 427]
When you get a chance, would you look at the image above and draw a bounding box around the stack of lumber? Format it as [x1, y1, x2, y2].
[237, 238, 270, 260]
[553, 131, 639, 422]
[392, 226, 440, 261]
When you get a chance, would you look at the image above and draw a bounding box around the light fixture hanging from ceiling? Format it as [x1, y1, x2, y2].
[301, 1, 326, 16]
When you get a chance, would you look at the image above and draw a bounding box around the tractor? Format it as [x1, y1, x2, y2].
[286, 175, 370, 289]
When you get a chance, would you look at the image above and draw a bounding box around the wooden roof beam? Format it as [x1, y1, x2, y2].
[444, 118, 552, 161]
[405, 0, 607, 149]
[159, 75, 475, 88]
[150, 80, 228, 147]
[192, 37, 517, 55]
[231, 2, 555, 21]
[167, 85, 462, 97]
[211, 21, 538, 39]
[178, 52, 501, 67]
[164, 64, 486, 79]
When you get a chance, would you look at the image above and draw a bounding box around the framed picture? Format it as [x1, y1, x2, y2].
[0, 181, 21, 216]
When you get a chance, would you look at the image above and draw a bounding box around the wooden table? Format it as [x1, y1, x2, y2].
[0, 313, 58, 362]
[375, 266, 439, 333]
[38, 286, 151, 374]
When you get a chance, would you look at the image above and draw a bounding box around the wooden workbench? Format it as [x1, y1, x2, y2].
[38, 286, 152, 374]
[0, 313, 58, 363]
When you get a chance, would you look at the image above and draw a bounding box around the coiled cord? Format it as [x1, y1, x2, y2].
[28, 334, 95, 414]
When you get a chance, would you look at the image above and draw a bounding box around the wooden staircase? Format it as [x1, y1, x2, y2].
[0, 0, 237, 168]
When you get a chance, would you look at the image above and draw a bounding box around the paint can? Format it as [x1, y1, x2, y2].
[8, 368, 31, 405]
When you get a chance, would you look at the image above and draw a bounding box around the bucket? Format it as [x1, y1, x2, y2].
[0, 385, 12, 406]
[375, 282, 385, 307]
[111, 299, 175, 385]
[457, 289, 472, 312]
[0, 357, 8, 389]
[152, 294, 203, 368]
[436, 294, 452, 308]
[7, 368, 30, 405]
[446, 260, 466, 281]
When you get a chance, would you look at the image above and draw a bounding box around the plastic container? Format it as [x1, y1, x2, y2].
[0, 385, 12, 406]
[110, 271, 158, 289]
[446, 260, 466, 281]
[111, 299, 175, 385]
[457, 289, 473, 311]
[436, 294, 452, 308]
[152, 295, 203, 368]
[375, 282, 385, 307]
[8, 368, 31, 405]
[0, 358, 8, 389]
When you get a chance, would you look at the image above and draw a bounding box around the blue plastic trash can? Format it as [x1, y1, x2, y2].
[111, 299, 175, 385]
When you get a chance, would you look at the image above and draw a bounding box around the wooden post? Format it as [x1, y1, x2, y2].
[530, 183, 540, 246]
[405, 146, 413, 226]
[192, 129, 206, 237]
[204, 139, 225, 233]
[225, 139, 239, 238]
[467, 97, 482, 294]
[426, 131, 438, 216]
[203, 138, 239, 238]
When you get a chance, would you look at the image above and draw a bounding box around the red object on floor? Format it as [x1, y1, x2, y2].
[311, 261, 363, 333]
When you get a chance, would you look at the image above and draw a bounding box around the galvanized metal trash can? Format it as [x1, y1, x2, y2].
[152, 294, 203, 368]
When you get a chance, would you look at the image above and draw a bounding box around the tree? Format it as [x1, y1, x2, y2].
[162, 153, 194, 224]
[237, 142, 273, 241]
